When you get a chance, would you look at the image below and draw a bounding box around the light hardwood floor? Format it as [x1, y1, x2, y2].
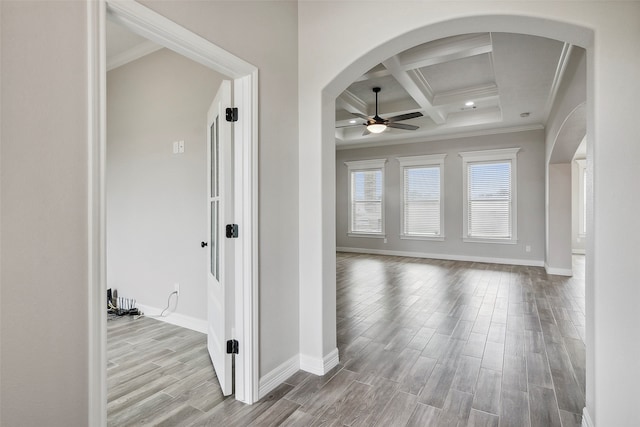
[108, 253, 585, 426]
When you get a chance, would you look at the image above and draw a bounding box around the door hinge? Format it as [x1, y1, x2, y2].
[226, 339, 239, 354]
[226, 224, 239, 238]
[225, 107, 238, 122]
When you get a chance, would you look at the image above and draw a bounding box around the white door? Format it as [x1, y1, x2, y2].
[206, 80, 234, 396]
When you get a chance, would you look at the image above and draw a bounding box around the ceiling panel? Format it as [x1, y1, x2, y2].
[347, 74, 411, 109]
[419, 53, 495, 94]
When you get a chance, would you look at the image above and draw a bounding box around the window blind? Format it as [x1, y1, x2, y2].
[467, 161, 512, 239]
[403, 166, 441, 235]
[351, 169, 382, 233]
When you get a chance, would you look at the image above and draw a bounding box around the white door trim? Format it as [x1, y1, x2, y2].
[87, 1, 259, 424]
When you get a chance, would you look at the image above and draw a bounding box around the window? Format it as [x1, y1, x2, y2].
[460, 148, 520, 243]
[345, 159, 386, 237]
[397, 154, 446, 240]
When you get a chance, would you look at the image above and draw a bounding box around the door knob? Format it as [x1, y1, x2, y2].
[201, 241, 208, 248]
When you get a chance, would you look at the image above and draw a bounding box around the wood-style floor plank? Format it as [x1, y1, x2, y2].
[107, 253, 586, 426]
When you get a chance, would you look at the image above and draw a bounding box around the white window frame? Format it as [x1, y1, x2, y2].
[397, 154, 447, 241]
[345, 159, 387, 238]
[460, 148, 520, 244]
[576, 158, 587, 238]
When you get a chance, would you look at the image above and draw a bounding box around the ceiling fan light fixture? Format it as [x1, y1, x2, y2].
[367, 123, 387, 133]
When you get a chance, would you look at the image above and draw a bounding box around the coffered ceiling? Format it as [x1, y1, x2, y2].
[336, 33, 570, 149]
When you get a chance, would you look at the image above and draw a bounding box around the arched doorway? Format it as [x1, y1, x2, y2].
[298, 10, 595, 425]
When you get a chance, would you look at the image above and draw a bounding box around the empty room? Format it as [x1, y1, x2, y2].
[2, 2, 640, 427]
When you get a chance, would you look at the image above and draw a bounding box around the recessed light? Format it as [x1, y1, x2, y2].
[349, 119, 357, 124]
[465, 101, 475, 107]
[520, 112, 530, 118]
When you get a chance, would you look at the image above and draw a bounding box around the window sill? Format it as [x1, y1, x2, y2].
[463, 237, 518, 245]
[348, 233, 386, 239]
[400, 234, 444, 242]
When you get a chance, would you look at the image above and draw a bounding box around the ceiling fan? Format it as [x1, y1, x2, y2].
[347, 87, 423, 135]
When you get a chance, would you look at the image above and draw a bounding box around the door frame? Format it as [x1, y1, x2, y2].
[87, 0, 259, 424]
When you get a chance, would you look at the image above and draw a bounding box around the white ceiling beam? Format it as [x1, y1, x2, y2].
[398, 33, 493, 71]
[383, 55, 447, 124]
[336, 90, 369, 116]
[433, 83, 499, 106]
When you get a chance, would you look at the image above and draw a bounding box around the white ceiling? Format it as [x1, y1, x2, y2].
[106, 19, 161, 71]
[336, 33, 569, 149]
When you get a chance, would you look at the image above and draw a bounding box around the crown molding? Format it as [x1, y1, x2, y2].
[336, 124, 543, 151]
[337, 90, 368, 116]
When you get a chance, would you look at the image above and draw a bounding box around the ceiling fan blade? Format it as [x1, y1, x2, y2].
[350, 112, 370, 120]
[387, 122, 419, 131]
[336, 123, 363, 128]
[386, 111, 423, 122]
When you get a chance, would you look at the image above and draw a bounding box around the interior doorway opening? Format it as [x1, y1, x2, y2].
[321, 14, 593, 426]
[88, 1, 259, 424]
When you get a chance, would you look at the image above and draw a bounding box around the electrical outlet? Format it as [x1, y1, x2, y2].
[174, 283, 180, 295]
[525, 245, 531, 253]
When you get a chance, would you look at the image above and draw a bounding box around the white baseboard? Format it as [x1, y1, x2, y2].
[337, 247, 544, 267]
[136, 303, 207, 334]
[582, 407, 593, 427]
[544, 263, 573, 277]
[259, 349, 339, 398]
[300, 348, 340, 376]
[573, 249, 586, 255]
[258, 354, 300, 400]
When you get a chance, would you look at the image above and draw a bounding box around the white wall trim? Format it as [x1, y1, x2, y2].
[106, 0, 255, 78]
[323, 348, 340, 372]
[544, 263, 573, 277]
[258, 355, 300, 400]
[87, 1, 107, 426]
[572, 249, 586, 255]
[300, 348, 340, 376]
[136, 304, 208, 334]
[582, 407, 593, 427]
[337, 247, 544, 267]
[106, 40, 162, 71]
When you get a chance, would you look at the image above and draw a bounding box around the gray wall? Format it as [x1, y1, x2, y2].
[545, 48, 586, 273]
[572, 159, 586, 253]
[336, 130, 546, 264]
[107, 48, 224, 322]
[1, 2, 89, 425]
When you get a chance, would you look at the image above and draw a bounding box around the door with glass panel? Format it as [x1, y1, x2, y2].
[206, 80, 233, 396]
